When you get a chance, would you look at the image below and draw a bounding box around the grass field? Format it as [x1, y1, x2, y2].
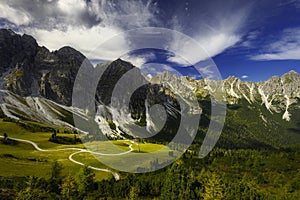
[0, 118, 173, 179]
[83, 139, 176, 172]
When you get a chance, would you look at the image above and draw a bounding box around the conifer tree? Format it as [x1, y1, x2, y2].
[76, 165, 95, 196]
[203, 173, 225, 200]
[61, 174, 78, 199]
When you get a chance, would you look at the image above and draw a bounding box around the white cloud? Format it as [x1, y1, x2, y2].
[84, 0, 159, 29]
[141, 63, 180, 76]
[0, 0, 159, 61]
[251, 27, 300, 60]
[241, 75, 248, 79]
[251, 50, 300, 60]
[120, 52, 156, 68]
[57, 0, 86, 14]
[167, 6, 250, 65]
[0, 0, 158, 29]
[0, 3, 31, 25]
[196, 33, 240, 60]
[167, 32, 241, 65]
[146, 74, 153, 79]
[28, 25, 129, 61]
[197, 64, 217, 79]
[240, 30, 260, 48]
[0, 0, 251, 66]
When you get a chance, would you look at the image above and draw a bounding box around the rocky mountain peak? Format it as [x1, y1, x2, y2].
[284, 70, 298, 75]
[225, 75, 239, 81]
[110, 58, 135, 70]
[0, 29, 87, 105]
[149, 70, 299, 121]
[55, 46, 83, 57]
[0, 28, 16, 37]
[281, 70, 300, 81]
[21, 34, 38, 56]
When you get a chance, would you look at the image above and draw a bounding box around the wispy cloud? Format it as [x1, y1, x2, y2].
[167, 3, 252, 65]
[239, 30, 260, 48]
[0, 3, 31, 26]
[251, 27, 300, 60]
[167, 32, 241, 65]
[241, 75, 248, 79]
[196, 64, 216, 79]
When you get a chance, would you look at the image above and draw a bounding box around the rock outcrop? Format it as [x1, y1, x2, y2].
[0, 29, 86, 105]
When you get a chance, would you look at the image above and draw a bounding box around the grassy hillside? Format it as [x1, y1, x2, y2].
[0, 118, 172, 180]
[0, 119, 109, 180]
[194, 99, 300, 150]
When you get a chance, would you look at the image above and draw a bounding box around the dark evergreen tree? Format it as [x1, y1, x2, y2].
[48, 161, 63, 194]
[61, 174, 78, 199]
[76, 166, 95, 197]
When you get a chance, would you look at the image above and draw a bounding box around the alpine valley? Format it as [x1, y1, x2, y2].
[0, 29, 299, 149]
[0, 29, 300, 199]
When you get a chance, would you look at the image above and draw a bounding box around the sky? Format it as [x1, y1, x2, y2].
[0, 0, 300, 81]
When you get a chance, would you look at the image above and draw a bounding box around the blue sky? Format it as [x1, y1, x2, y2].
[0, 0, 299, 81]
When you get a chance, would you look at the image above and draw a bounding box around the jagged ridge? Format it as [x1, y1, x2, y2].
[0, 29, 299, 149]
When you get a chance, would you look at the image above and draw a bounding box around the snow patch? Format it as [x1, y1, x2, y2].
[258, 86, 273, 113]
[260, 113, 267, 124]
[237, 81, 251, 104]
[229, 79, 240, 98]
[248, 83, 255, 102]
[281, 80, 292, 121]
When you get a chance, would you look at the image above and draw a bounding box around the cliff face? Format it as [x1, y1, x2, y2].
[0, 29, 85, 105]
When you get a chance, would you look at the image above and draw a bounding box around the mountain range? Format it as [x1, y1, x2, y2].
[0, 29, 299, 150]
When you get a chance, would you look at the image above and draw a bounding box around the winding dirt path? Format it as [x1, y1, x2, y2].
[0, 136, 134, 180]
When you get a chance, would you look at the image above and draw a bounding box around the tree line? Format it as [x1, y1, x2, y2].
[0, 148, 299, 199]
